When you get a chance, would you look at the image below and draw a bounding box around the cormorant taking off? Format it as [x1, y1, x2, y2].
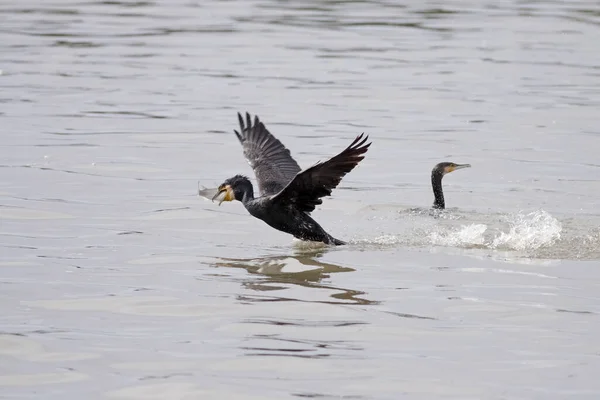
[212, 112, 371, 245]
[431, 162, 471, 209]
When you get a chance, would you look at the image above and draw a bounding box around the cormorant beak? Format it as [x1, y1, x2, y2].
[447, 163, 471, 173]
[212, 185, 235, 205]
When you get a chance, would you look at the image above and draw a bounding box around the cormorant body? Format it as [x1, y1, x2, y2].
[213, 113, 371, 245]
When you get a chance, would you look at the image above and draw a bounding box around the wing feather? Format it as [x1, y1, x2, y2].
[234, 112, 301, 196]
[271, 133, 371, 213]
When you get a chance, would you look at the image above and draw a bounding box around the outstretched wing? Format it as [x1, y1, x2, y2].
[234, 112, 301, 196]
[271, 133, 371, 213]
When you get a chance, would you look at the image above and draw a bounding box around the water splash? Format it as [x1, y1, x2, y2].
[356, 210, 571, 257]
[362, 234, 401, 246]
[425, 210, 563, 253]
[429, 210, 562, 252]
[491, 210, 562, 251]
[430, 224, 488, 248]
[350, 207, 600, 260]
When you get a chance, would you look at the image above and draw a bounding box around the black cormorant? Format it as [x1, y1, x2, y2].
[212, 112, 371, 245]
[431, 162, 471, 209]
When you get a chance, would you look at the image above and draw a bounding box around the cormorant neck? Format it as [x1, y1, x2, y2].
[234, 180, 255, 204]
[431, 171, 445, 210]
[241, 187, 254, 204]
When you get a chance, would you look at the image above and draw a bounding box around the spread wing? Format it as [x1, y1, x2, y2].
[271, 133, 371, 213]
[234, 112, 301, 196]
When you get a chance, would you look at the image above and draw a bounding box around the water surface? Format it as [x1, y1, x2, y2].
[1, 0, 600, 399]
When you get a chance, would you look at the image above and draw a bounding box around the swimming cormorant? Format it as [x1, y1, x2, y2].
[431, 162, 471, 209]
[212, 112, 371, 245]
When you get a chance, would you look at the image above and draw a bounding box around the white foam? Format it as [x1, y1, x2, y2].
[491, 210, 562, 251]
[429, 224, 487, 247]
[353, 209, 576, 259]
[367, 235, 402, 245]
[427, 210, 562, 253]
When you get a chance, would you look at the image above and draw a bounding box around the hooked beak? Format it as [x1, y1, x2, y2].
[212, 185, 234, 205]
[453, 163, 471, 171]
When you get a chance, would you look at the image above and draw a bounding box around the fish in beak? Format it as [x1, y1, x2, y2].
[198, 183, 220, 201]
[211, 184, 235, 205]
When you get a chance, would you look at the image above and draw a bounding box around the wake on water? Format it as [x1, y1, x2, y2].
[203, 188, 599, 260]
[356, 209, 600, 261]
[429, 210, 562, 251]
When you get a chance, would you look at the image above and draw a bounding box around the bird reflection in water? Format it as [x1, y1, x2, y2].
[211, 246, 377, 306]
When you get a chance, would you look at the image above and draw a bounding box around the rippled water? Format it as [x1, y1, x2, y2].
[2, 0, 600, 398]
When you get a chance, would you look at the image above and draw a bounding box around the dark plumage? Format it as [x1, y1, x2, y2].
[431, 162, 471, 209]
[213, 112, 371, 245]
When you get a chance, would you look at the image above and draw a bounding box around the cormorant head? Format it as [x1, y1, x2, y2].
[432, 162, 471, 177]
[212, 175, 253, 205]
[431, 162, 471, 210]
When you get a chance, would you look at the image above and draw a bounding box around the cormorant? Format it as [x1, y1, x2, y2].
[212, 112, 371, 245]
[431, 162, 471, 209]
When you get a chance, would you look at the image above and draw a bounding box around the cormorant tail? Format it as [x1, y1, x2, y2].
[331, 237, 346, 246]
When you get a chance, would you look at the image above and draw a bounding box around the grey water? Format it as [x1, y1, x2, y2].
[1, 0, 600, 399]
